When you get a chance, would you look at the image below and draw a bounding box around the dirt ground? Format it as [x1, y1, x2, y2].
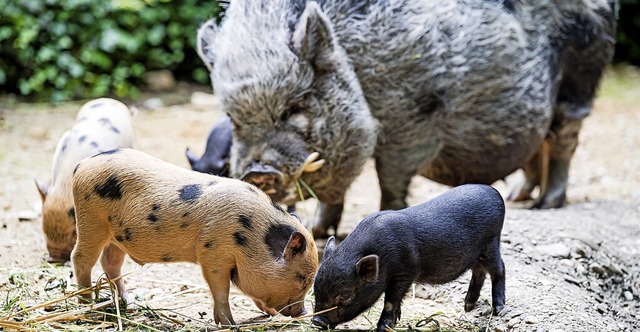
[0, 66, 639, 332]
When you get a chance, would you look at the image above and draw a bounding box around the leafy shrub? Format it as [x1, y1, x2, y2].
[615, 0, 640, 66]
[0, 0, 221, 101]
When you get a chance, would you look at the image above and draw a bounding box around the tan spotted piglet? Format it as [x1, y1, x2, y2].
[71, 148, 318, 326]
[35, 98, 135, 263]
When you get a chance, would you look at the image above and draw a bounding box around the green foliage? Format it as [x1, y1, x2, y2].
[615, 0, 640, 66]
[0, 0, 221, 101]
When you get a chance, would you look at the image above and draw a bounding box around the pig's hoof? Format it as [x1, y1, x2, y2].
[493, 304, 505, 315]
[464, 302, 476, 312]
[532, 193, 565, 209]
[507, 187, 532, 202]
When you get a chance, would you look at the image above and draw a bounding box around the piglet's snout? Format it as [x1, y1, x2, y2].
[311, 315, 330, 329]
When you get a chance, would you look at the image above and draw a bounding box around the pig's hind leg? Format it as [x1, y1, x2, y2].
[71, 214, 111, 300]
[100, 244, 127, 300]
[464, 242, 506, 314]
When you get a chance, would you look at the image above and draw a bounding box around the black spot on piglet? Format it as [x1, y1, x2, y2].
[238, 214, 253, 230]
[179, 184, 202, 202]
[264, 224, 296, 259]
[147, 214, 159, 223]
[92, 149, 119, 158]
[234, 232, 249, 247]
[95, 175, 122, 200]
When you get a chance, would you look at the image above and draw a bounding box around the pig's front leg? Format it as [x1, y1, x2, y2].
[375, 156, 413, 211]
[200, 265, 235, 326]
[377, 279, 413, 332]
[312, 201, 343, 239]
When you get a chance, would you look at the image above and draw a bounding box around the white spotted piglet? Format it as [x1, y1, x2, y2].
[71, 148, 319, 326]
[35, 98, 135, 263]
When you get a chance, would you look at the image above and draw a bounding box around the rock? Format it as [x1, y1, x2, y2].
[624, 291, 634, 301]
[17, 210, 38, 222]
[507, 317, 520, 328]
[550, 329, 565, 332]
[144, 70, 176, 91]
[524, 316, 539, 324]
[190, 91, 221, 109]
[494, 324, 507, 332]
[536, 243, 571, 258]
[589, 263, 606, 275]
[143, 98, 164, 110]
[575, 264, 587, 275]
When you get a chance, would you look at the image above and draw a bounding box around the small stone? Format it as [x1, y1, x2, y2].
[536, 243, 571, 258]
[524, 316, 539, 324]
[190, 91, 221, 108]
[624, 291, 634, 301]
[143, 98, 164, 110]
[144, 70, 176, 91]
[575, 264, 587, 275]
[507, 317, 520, 328]
[550, 329, 565, 332]
[17, 210, 38, 221]
[589, 263, 606, 275]
[494, 324, 507, 332]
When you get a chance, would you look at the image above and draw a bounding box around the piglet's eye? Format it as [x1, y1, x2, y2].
[337, 291, 352, 303]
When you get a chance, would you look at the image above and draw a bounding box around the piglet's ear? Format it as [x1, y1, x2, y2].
[356, 254, 379, 283]
[284, 231, 307, 260]
[323, 236, 336, 259]
[197, 18, 219, 72]
[290, 1, 335, 71]
[35, 178, 48, 202]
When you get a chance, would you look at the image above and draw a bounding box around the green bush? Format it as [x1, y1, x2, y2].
[615, 0, 640, 66]
[0, 0, 221, 101]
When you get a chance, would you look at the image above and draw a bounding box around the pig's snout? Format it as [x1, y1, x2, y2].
[46, 247, 71, 263]
[241, 164, 284, 195]
[311, 315, 331, 329]
[281, 305, 307, 317]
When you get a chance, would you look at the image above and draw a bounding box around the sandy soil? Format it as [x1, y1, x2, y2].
[0, 67, 639, 331]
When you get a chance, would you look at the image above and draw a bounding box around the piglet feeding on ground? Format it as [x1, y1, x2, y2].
[70, 148, 318, 326]
[35, 98, 135, 263]
[312, 184, 506, 332]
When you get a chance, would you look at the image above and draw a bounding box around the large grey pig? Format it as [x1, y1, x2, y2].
[35, 98, 135, 262]
[71, 148, 318, 326]
[196, 0, 617, 237]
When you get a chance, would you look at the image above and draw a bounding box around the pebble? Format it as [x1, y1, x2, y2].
[144, 70, 176, 91]
[17, 210, 38, 221]
[525, 316, 539, 324]
[494, 324, 507, 332]
[536, 243, 571, 258]
[190, 91, 221, 108]
[507, 317, 520, 328]
[624, 291, 634, 301]
[143, 98, 164, 110]
[589, 263, 606, 275]
[550, 329, 565, 332]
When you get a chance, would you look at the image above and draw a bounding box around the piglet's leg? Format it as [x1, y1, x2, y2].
[464, 262, 487, 312]
[100, 243, 127, 299]
[72, 218, 111, 300]
[201, 266, 235, 326]
[488, 257, 506, 314]
[377, 278, 412, 332]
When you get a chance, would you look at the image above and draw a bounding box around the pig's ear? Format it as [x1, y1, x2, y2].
[197, 18, 218, 72]
[290, 1, 335, 70]
[35, 178, 48, 202]
[185, 147, 198, 169]
[356, 254, 379, 283]
[323, 236, 337, 259]
[284, 231, 307, 260]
